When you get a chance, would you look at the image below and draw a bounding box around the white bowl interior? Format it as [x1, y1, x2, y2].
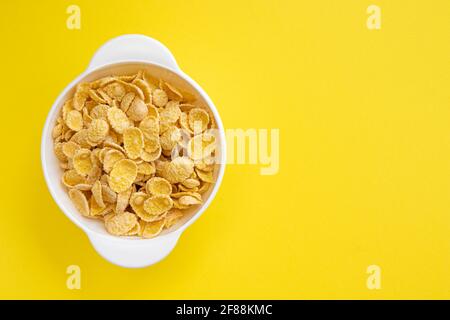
[42, 62, 224, 240]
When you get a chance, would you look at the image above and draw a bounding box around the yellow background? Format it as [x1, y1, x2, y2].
[0, 0, 449, 299]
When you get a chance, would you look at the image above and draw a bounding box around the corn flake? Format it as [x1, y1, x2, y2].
[62, 169, 85, 188]
[103, 149, 125, 173]
[189, 108, 210, 133]
[73, 149, 93, 176]
[165, 210, 183, 229]
[143, 195, 173, 216]
[65, 110, 83, 131]
[69, 188, 90, 216]
[105, 211, 137, 236]
[91, 180, 105, 208]
[104, 82, 126, 101]
[146, 177, 172, 196]
[139, 116, 159, 138]
[126, 97, 148, 121]
[141, 219, 165, 238]
[108, 159, 137, 193]
[141, 145, 162, 162]
[123, 127, 144, 159]
[87, 119, 109, 144]
[120, 92, 135, 113]
[132, 78, 152, 104]
[116, 187, 132, 213]
[107, 107, 130, 134]
[152, 89, 168, 107]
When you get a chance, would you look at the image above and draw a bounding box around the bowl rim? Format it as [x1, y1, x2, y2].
[41, 60, 226, 243]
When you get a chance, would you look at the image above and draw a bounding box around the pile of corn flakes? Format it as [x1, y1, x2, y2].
[52, 70, 217, 238]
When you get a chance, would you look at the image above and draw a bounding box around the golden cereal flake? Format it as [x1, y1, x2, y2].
[164, 210, 183, 229]
[179, 112, 193, 134]
[152, 89, 168, 107]
[116, 80, 144, 101]
[62, 141, 81, 159]
[120, 92, 135, 113]
[97, 88, 113, 104]
[179, 195, 202, 206]
[101, 184, 117, 203]
[106, 107, 130, 134]
[62, 99, 74, 120]
[171, 191, 202, 201]
[143, 135, 160, 153]
[124, 220, 141, 236]
[160, 101, 181, 123]
[103, 141, 126, 154]
[105, 211, 137, 236]
[116, 187, 132, 213]
[161, 81, 183, 101]
[116, 74, 136, 82]
[52, 123, 63, 139]
[123, 127, 144, 159]
[62, 169, 86, 188]
[162, 156, 194, 184]
[65, 110, 83, 131]
[141, 218, 165, 238]
[90, 76, 115, 89]
[182, 178, 201, 189]
[54, 142, 67, 162]
[130, 192, 147, 207]
[198, 182, 211, 194]
[132, 78, 152, 104]
[90, 104, 109, 120]
[85, 160, 102, 185]
[104, 82, 126, 101]
[108, 159, 138, 193]
[126, 97, 148, 121]
[88, 89, 107, 104]
[90, 197, 113, 216]
[139, 116, 159, 138]
[195, 168, 214, 183]
[143, 195, 173, 216]
[160, 125, 181, 151]
[195, 157, 215, 172]
[98, 147, 112, 163]
[73, 183, 93, 191]
[147, 104, 159, 118]
[187, 133, 216, 160]
[173, 198, 189, 210]
[103, 149, 125, 173]
[73, 148, 93, 176]
[130, 192, 156, 222]
[87, 119, 109, 144]
[69, 129, 91, 148]
[146, 177, 172, 196]
[73, 84, 89, 111]
[82, 108, 93, 126]
[137, 161, 155, 175]
[69, 188, 90, 217]
[188, 108, 210, 133]
[141, 145, 162, 162]
[91, 180, 105, 208]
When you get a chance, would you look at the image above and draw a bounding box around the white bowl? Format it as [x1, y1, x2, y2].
[41, 35, 226, 268]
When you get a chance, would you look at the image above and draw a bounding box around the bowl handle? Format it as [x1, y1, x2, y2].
[88, 34, 179, 71]
[87, 231, 181, 268]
